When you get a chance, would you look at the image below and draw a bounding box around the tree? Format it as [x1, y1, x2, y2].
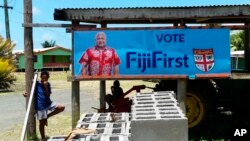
[0, 36, 16, 90]
[41, 40, 56, 48]
[231, 31, 244, 51]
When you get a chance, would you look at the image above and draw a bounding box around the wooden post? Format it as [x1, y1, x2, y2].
[71, 81, 80, 128]
[99, 22, 107, 111]
[173, 22, 178, 27]
[100, 80, 106, 110]
[177, 79, 186, 114]
[180, 19, 185, 27]
[71, 20, 80, 128]
[24, 0, 36, 139]
[175, 19, 187, 114]
[245, 21, 250, 71]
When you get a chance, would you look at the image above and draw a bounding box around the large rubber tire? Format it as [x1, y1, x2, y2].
[186, 80, 217, 138]
[159, 80, 217, 138]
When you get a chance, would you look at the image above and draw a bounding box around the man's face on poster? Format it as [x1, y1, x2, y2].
[95, 33, 106, 47]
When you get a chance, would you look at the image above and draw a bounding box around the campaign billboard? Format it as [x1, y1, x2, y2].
[73, 28, 230, 79]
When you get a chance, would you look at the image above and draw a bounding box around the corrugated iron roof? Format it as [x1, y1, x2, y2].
[54, 4, 250, 24]
[54, 0, 250, 9]
[57, 4, 250, 10]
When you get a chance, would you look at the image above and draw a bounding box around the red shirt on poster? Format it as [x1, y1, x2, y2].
[79, 46, 120, 76]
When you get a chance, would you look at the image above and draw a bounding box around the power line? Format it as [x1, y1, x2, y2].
[0, 5, 13, 9]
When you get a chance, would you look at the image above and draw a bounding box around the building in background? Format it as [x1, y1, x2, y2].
[14, 46, 71, 71]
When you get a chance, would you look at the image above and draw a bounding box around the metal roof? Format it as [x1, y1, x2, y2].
[13, 46, 71, 55]
[57, 4, 250, 9]
[54, 5, 250, 24]
[54, 0, 250, 9]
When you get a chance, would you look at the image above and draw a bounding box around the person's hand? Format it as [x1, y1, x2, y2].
[43, 81, 49, 87]
[43, 81, 48, 85]
[23, 91, 29, 97]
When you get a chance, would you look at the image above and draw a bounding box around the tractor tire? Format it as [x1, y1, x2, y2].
[186, 80, 217, 138]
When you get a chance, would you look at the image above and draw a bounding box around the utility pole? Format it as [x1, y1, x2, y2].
[24, 0, 36, 140]
[1, 0, 12, 40]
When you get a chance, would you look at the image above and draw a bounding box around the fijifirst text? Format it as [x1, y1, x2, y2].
[126, 51, 189, 72]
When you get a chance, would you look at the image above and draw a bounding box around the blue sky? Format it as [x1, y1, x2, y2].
[0, 0, 250, 51]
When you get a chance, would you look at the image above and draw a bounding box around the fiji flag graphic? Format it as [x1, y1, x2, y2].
[193, 49, 215, 72]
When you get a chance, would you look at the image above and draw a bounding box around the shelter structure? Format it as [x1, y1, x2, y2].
[53, 4, 250, 128]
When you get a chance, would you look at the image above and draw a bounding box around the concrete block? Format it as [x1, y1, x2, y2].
[131, 118, 188, 141]
[125, 121, 131, 135]
[99, 135, 130, 141]
[131, 91, 188, 141]
[78, 113, 97, 123]
[83, 135, 130, 141]
[47, 135, 67, 141]
[78, 113, 130, 124]
[76, 122, 128, 136]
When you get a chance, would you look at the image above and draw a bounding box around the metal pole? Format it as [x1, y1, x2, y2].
[21, 73, 38, 141]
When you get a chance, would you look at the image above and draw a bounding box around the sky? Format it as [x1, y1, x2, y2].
[0, 0, 250, 51]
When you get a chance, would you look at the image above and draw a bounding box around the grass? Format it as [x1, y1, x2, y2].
[0, 114, 71, 141]
[0, 71, 157, 140]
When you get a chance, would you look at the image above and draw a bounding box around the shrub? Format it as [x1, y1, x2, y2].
[0, 36, 16, 90]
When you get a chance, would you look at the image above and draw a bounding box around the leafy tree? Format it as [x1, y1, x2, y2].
[41, 40, 56, 48]
[0, 36, 16, 90]
[231, 31, 244, 51]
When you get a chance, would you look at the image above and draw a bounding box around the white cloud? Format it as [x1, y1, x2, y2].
[32, 6, 41, 16]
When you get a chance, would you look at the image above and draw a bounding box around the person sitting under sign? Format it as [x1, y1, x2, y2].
[105, 80, 131, 112]
[105, 80, 146, 113]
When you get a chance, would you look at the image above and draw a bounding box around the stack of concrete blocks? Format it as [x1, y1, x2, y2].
[48, 135, 130, 141]
[48, 113, 131, 141]
[79, 113, 131, 141]
[131, 91, 188, 141]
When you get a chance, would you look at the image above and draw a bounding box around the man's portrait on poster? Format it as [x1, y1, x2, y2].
[78, 31, 121, 76]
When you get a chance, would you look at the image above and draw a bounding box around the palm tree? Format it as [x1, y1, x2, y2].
[230, 31, 244, 51]
[0, 36, 16, 90]
[41, 40, 56, 48]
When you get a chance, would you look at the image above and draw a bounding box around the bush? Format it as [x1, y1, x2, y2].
[0, 36, 16, 90]
[0, 59, 16, 90]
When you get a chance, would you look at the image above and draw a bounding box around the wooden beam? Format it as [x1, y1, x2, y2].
[71, 20, 80, 129]
[71, 81, 80, 128]
[72, 25, 247, 30]
[22, 23, 96, 28]
[100, 22, 107, 111]
[24, 0, 36, 139]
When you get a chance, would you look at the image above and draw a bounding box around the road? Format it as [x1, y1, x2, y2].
[0, 88, 99, 132]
